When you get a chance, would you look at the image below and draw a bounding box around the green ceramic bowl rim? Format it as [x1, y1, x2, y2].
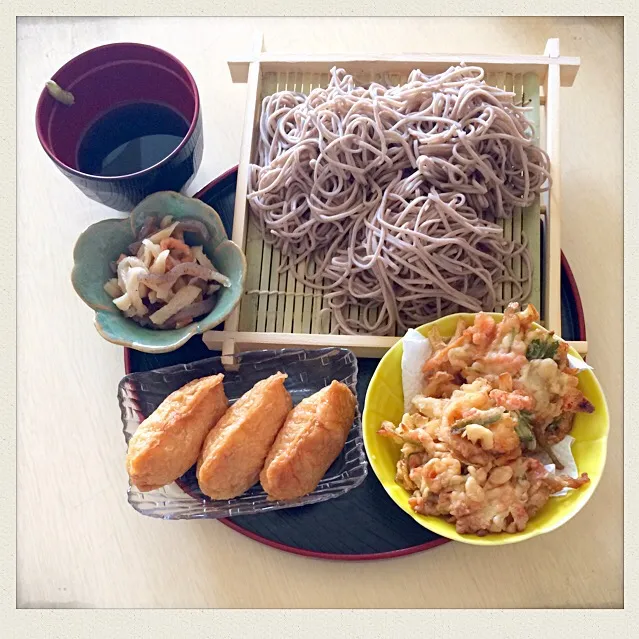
[70, 191, 247, 353]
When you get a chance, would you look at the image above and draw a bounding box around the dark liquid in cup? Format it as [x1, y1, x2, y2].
[77, 102, 189, 176]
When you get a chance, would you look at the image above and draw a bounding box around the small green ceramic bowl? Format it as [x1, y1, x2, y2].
[72, 191, 246, 353]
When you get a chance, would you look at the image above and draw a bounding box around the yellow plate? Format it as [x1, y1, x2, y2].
[362, 312, 610, 546]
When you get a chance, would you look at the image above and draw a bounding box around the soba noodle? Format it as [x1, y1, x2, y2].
[247, 66, 550, 335]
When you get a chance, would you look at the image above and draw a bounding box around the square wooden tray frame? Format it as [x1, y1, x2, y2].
[203, 37, 585, 368]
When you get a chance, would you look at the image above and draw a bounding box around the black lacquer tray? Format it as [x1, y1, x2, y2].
[124, 166, 587, 560]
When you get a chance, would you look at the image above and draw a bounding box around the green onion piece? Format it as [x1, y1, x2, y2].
[451, 407, 504, 434]
[515, 410, 536, 444]
[526, 337, 559, 361]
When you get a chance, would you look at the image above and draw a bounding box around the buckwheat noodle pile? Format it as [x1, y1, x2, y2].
[247, 66, 550, 335]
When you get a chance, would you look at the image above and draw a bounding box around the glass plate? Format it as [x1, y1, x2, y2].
[118, 347, 368, 519]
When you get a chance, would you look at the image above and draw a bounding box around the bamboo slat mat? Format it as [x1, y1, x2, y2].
[239, 70, 542, 335]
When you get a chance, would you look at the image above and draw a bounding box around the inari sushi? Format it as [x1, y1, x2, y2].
[260, 380, 357, 501]
[196, 372, 292, 500]
[126, 374, 228, 492]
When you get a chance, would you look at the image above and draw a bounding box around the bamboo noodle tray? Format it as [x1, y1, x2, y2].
[204, 38, 584, 367]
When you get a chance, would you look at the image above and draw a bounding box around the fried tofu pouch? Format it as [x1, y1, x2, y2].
[126, 374, 228, 492]
[260, 380, 357, 501]
[196, 372, 292, 500]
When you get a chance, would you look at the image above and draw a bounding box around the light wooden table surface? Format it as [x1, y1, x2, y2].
[17, 16, 623, 609]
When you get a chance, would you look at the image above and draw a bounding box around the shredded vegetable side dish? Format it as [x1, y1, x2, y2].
[104, 215, 231, 329]
[378, 303, 594, 536]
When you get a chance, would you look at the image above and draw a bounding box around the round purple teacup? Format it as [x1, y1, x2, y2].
[36, 43, 203, 212]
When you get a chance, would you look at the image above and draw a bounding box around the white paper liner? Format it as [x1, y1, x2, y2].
[533, 435, 578, 496]
[401, 329, 432, 413]
[567, 353, 592, 372]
